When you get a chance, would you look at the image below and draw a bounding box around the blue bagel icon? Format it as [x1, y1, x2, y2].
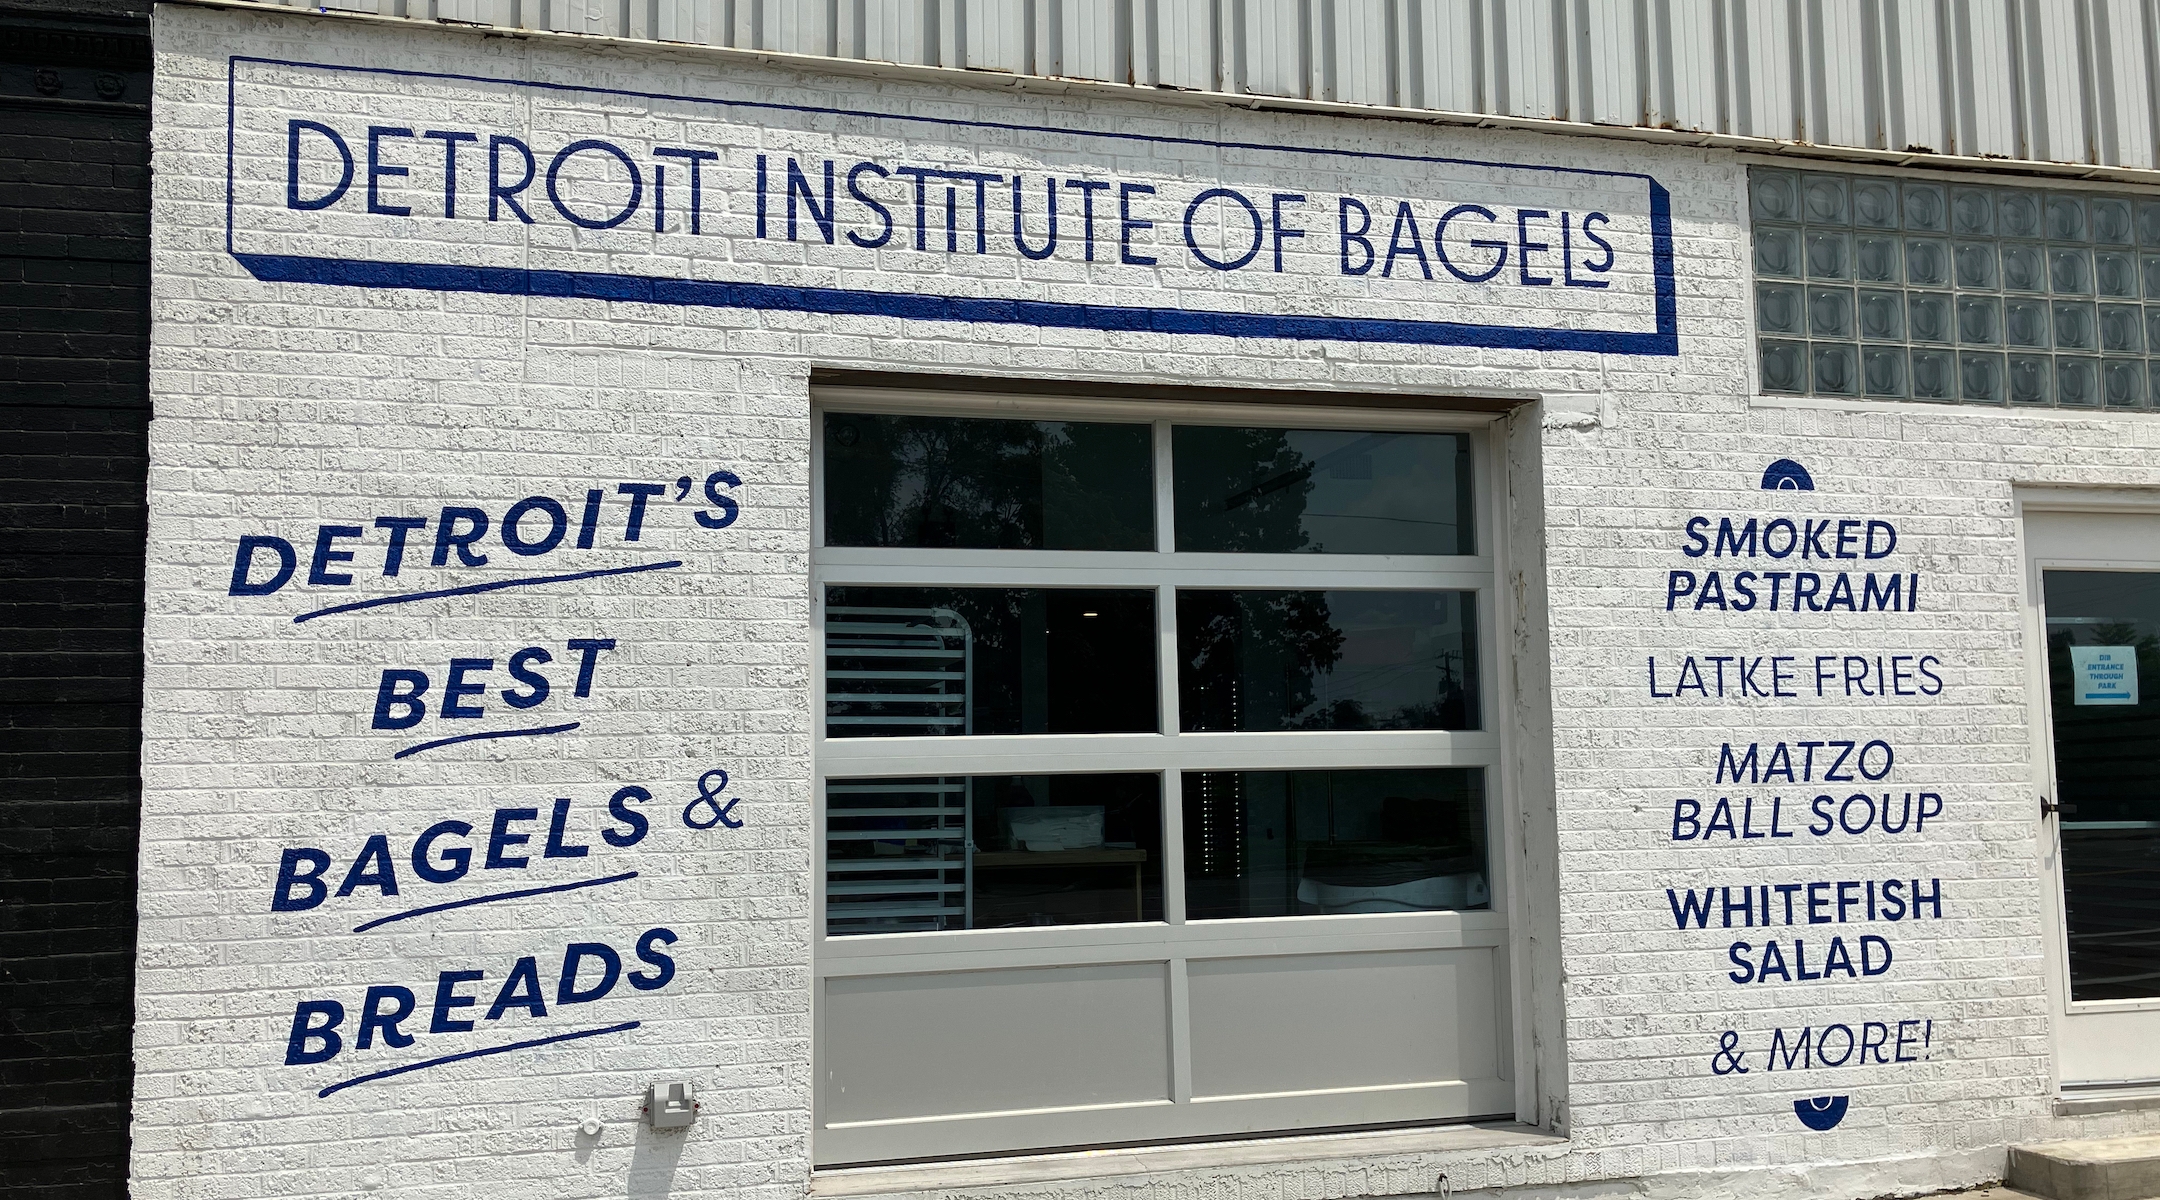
[1793, 1095, 1849, 1130]
[1761, 458, 1816, 491]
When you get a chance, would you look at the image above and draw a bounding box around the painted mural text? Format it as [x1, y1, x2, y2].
[1712, 1020, 1934, 1073]
[1670, 517, 1920, 614]
[271, 788, 651, 913]
[283, 929, 678, 1065]
[754, 153, 1621, 285]
[370, 638, 615, 729]
[1670, 792, 1943, 840]
[1645, 654, 1944, 699]
[287, 120, 722, 232]
[226, 472, 740, 597]
[1667, 878, 1941, 985]
[1716, 739, 1895, 783]
[278, 119, 1633, 287]
[1667, 879, 1943, 929]
[1650, 463, 1952, 1102]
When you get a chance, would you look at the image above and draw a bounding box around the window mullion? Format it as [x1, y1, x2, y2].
[1162, 766, 1187, 926]
[814, 732, 1505, 776]
[810, 561, 1494, 591]
[1156, 583, 1183, 738]
[810, 409, 826, 550]
[1167, 953, 1194, 1104]
[1152, 418, 1176, 553]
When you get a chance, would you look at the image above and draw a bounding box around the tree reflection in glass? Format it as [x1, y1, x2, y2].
[1178, 590, 1479, 732]
[1173, 425, 1473, 556]
[824, 412, 1153, 550]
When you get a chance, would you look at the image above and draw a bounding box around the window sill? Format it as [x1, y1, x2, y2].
[2056, 1084, 2160, 1116]
[808, 1122, 1566, 1197]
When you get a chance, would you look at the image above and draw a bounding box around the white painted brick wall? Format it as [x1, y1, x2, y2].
[139, 4, 2160, 1198]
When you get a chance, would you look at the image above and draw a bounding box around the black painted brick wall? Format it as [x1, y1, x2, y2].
[0, 2, 151, 1195]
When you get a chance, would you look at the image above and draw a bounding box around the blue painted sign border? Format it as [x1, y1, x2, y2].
[225, 55, 1681, 356]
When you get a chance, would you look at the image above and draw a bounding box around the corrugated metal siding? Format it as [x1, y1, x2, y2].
[238, 0, 2160, 173]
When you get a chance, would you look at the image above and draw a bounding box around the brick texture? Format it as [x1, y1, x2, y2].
[0, 3, 151, 1197]
[133, 6, 2160, 1200]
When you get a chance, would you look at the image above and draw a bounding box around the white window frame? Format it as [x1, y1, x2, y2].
[2017, 490, 2160, 1094]
[809, 385, 1529, 1164]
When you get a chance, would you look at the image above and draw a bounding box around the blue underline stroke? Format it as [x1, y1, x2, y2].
[234, 254, 1677, 355]
[351, 871, 639, 934]
[292, 559, 684, 623]
[393, 721, 580, 759]
[317, 1021, 641, 1097]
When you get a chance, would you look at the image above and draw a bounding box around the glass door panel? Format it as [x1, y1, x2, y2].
[2042, 569, 2160, 1002]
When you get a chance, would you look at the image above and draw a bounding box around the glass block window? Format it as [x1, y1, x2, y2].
[1752, 168, 2160, 408]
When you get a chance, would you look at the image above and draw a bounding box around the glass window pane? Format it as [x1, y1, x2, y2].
[1183, 768, 1488, 920]
[1951, 187, 1995, 236]
[822, 412, 1152, 550]
[2098, 252, 2140, 298]
[2104, 359, 2146, 408]
[1807, 287, 1855, 339]
[2055, 302, 2098, 351]
[1761, 340, 1808, 393]
[2058, 357, 2101, 407]
[1853, 177, 1899, 229]
[1177, 589, 1479, 732]
[1802, 173, 1850, 224]
[2003, 243, 2048, 293]
[2052, 247, 2094, 295]
[2042, 571, 2160, 999]
[1750, 171, 1801, 225]
[1959, 351, 2006, 403]
[1858, 290, 1905, 341]
[1755, 226, 1801, 278]
[824, 586, 1157, 737]
[1862, 346, 1908, 397]
[2048, 194, 2091, 242]
[1813, 343, 1859, 395]
[1854, 236, 1902, 283]
[1957, 295, 2002, 345]
[2000, 191, 2044, 239]
[1909, 292, 1954, 343]
[2096, 198, 2137, 246]
[2009, 354, 2052, 405]
[1806, 230, 1852, 279]
[1172, 426, 1473, 556]
[2100, 304, 2144, 354]
[1953, 241, 1999, 290]
[1911, 349, 1956, 400]
[2007, 299, 2051, 348]
[824, 773, 1163, 935]
[1905, 237, 1949, 287]
[1756, 284, 1804, 337]
[1903, 182, 1948, 232]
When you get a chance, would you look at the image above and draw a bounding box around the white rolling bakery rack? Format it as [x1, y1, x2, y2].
[823, 607, 974, 933]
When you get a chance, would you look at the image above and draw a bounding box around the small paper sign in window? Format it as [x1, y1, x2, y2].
[2070, 644, 2140, 706]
